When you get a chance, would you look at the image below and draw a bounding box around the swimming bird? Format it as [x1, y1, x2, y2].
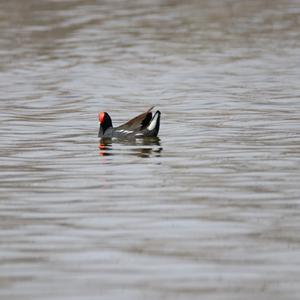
[98, 107, 160, 139]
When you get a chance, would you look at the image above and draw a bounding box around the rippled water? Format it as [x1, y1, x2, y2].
[1, 0, 300, 299]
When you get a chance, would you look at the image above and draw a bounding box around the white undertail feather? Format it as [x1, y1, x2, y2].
[147, 113, 158, 131]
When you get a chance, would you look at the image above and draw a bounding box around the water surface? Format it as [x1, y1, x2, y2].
[1, 0, 300, 299]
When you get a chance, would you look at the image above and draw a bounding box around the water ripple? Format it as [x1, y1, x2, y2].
[1, 0, 300, 299]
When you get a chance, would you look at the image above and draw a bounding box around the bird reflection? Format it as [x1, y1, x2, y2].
[98, 138, 113, 156]
[98, 137, 162, 158]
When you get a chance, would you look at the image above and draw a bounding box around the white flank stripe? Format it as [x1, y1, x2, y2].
[118, 129, 133, 134]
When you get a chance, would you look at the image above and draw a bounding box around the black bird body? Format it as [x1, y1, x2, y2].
[98, 107, 160, 139]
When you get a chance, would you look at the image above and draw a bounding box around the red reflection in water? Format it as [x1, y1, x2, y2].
[98, 139, 112, 156]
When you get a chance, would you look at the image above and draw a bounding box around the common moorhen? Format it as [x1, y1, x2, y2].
[98, 107, 160, 138]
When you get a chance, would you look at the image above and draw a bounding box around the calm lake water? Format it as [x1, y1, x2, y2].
[1, 0, 300, 299]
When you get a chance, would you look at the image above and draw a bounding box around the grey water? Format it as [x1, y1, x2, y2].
[0, 0, 300, 299]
